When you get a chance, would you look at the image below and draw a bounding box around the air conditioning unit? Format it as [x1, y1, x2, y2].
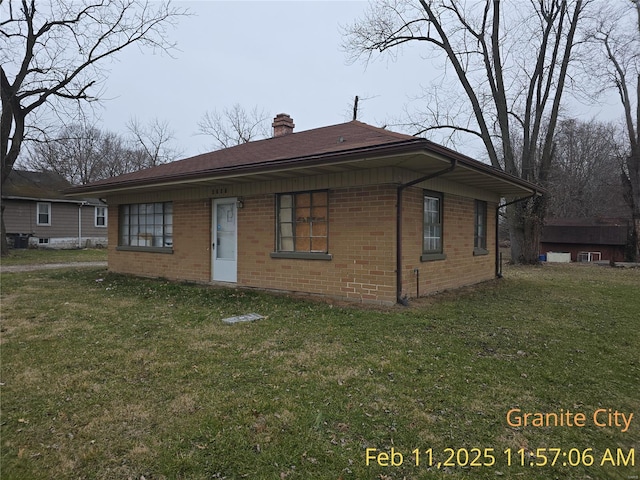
[546, 252, 571, 263]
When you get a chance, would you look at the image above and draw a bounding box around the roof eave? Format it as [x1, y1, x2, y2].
[420, 141, 544, 196]
[65, 138, 543, 198]
[65, 140, 427, 196]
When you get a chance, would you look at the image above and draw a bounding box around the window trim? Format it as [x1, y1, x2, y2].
[95, 206, 108, 228]
[273, 190, 330, 260]
[474, 200, 489, 256]
[421, 190, 446, 262]
[118, 202, 173, 253]
[36, 202, 51, 226]
[270, 251, 332, 261]
[116, 245, 174, 254]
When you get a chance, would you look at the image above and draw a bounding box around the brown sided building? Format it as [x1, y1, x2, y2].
[540, 217, 631, 263]
[68, 115, 541, 305]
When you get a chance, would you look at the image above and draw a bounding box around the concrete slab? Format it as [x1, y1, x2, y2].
[222, 313, 264, 324]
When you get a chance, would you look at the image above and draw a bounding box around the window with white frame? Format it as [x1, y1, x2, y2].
[474, 200, 488, 254]
[95, 206, 107, 227]
[423, 191, 443, 255]
[37, 202, 51, 226]
[119, 202, 173, 248]
[276, 190, 328, 253]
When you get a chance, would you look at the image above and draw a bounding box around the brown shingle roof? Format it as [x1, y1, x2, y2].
[69, 121, 420, 191]
[67, 120, 542, 197]
[541, 217, 630, 246]
[2, 170, 72, 199]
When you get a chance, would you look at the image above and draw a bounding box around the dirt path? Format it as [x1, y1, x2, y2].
[0, 261, 107, 273]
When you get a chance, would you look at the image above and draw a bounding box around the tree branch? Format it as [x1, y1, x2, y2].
[418, 0, 501, 168]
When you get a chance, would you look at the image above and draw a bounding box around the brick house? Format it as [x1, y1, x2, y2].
[68, 115, 540, 305]
[3, 169, 108, 249]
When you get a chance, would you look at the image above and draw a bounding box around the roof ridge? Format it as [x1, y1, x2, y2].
[152, 119, 418, 166]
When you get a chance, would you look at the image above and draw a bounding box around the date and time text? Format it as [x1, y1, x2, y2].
[364, 407, 636, 471]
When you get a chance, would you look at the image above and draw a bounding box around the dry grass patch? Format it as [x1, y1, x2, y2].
[169, 393, 200, 415]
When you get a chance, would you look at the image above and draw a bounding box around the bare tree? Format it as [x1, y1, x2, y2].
[0, 0, 187, 255]
[546, 119, 626, 219]
[26, 123, 107, 185]
[343, 0, 590, 263]
[197, 104, 270, 150]
[25, 122, 164, 184]
[591, 0, 640, 260]
[126, 117, 182, 166]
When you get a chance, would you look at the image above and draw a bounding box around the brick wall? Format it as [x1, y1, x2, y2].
[108, 200, 211, 282]
[237, 186, 397, 304]
[106, 184, 497, 305]
[400, 187, 496, 298]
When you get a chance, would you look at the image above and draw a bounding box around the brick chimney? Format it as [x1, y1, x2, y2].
[272, 113, 295, 137]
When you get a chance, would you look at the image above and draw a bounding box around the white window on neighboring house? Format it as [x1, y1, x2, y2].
[95, 206, 107, 227]
[37, 202, 51, 226]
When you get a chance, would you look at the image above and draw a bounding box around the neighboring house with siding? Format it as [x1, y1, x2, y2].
[3, 169, 108, 249]
[68, 115, 541, 305]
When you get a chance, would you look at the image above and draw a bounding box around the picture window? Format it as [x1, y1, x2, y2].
[119, 202, 173, 249]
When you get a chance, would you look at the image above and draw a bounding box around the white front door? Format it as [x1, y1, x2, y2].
[212, 198, 237, 282]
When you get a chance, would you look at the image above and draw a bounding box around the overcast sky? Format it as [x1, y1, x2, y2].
[96, 0, 621, 161]
[98, 0, 429, 159]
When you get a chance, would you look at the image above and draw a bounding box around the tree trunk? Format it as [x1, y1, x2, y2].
[629, 214, 640, 263]
[508, 196, 545, 264]
[1, 202, 9, 257]
[621, 148, 640, 262]
[632, 160, 640, 262]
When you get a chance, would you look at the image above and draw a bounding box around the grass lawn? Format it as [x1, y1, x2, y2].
[1, 248, 107, 266]
[1, 264, 638, 479]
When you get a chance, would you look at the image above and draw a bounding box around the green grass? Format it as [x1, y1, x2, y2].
[0, 248, 107, 266]
[1, 264, 638, 479]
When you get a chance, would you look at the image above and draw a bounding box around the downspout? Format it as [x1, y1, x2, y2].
[495, 192, 540, 278]
[78, 203, 82, 249]
[396, 159, 457, 305]
[78, 201, 88, 249]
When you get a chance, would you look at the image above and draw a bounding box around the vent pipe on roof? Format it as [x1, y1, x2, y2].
[272, 113, 295, 137]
